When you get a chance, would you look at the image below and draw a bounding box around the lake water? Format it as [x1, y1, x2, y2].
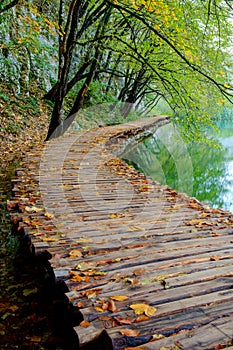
[121, 121, 233, 213]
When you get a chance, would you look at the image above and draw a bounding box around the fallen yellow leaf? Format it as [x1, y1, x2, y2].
[111, 295, 129, 302]
[76, 237, 93, 244]
[25, 206, 44, 213]
[70, 275, 91, 282]
[80, 320, 90, 328]
[145, 305, 157, 317]
[44, 211, 54, 219]
[130, 303, 156, 316]
[42, 237, 59, 242]
[135, 315, 150, 322]
[152, 333, 165, 340]
[94, 306, 104, 312]
[69, 249, 82, 258]
[130, 303, 147, 315]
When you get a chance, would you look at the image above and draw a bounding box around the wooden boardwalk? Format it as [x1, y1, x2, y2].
[10, 116, 233, 349]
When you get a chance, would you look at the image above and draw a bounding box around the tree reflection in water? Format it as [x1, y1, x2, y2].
[122, 122, 233, 212]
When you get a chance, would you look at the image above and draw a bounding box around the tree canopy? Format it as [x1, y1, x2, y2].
[1, 0, 233, 140]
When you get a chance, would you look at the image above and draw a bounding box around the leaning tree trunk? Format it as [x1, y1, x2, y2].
[45, 0, 82, 140]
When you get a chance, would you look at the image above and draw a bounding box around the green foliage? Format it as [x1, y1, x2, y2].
[104, 0, 233, 137]
[0, 0, 58, 94]
[6, 121, 22, 134]
[0, 91, 10, 102]
[1, 0, 233, 139]
[84, 80, 118, 106]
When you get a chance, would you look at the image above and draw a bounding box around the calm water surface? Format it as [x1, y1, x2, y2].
[122, 121, 233, 213]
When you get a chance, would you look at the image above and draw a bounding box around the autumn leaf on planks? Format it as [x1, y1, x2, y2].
[133, 268, 146, 276]
[94, 299, 119, 313]
[75, 261, 97, 271]
[43, 225, 54, 231]
[198, 212, 211, 218]
[76, 301, 84, 308]
[135, 315, 150, 323]
[110, 295, 129, 301]
[99, 315, 112, 321]
[130, 303, 156, 316]
[80, 320, 90, 328]
[44, 211, 54, 219]
[94, 306, 105, 313]
[109, 212, 125, 219]
[214, 344, 227, 350]
[185, 219, 214, 228]
[97, 258, 121, 266]
[70, 268, 106, 282]
[69, 274, 91, 282]
[152, 333, 165, 340]
[114, 317, 135, 325]
[210, 255, 220, 261]
[76, 237, 93, 244]
[138, 184, 150, 192]
[108, 299, 119, 313]
[123, 277, 139, 286]
[42, 237, 59, 242]
[105, 157, 124, 167]
[168, 189, 178, 196]
[188, 199, 202, 210]
[69, 249, 82, 258]
[24, 205, 44, 213]
[120, 329, 140, 336]
[81, 288, 102, 299]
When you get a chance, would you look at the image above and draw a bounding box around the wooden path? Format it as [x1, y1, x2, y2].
[10, 116, 233, 350]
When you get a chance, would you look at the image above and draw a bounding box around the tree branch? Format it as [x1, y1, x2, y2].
[106, 0, 233, 102]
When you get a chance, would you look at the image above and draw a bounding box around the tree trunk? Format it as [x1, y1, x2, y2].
[45, 0, 82, 140]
